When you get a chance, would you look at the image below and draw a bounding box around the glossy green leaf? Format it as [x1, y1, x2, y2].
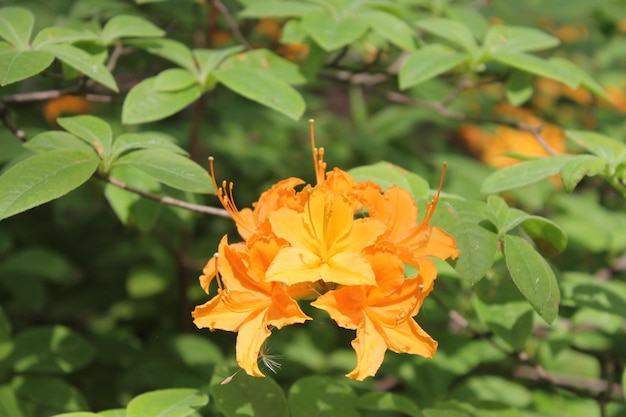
[399, 45, 468, 90]
[0, 50, 54, 86]
[0, 149, 100, 221]
[42, 44, 118, 91]
[505, 72, 533, 106]
[566, 130, 626, 166]
[485, 195, 530, 234]
[193, 46, 244, 90]
[32, 27, 98, 49]
[362, 10, 416, 51]
[521, 216, 567, 257]
[212, 373, 288, 417]
[357, 392, 422, 417]
[481, 155, 572, 193]
[504, 235, 560, 324]
[433, 199, 499, 283]
[110, 132, 187, 162]
[219, 49, 306, 85]
[100, 15, 164, 43]
[417, 18, 477, 53]
[483, 25, 559, 53]
[114, 149, 213, 193]
[121, 76, 201, 124]
[288, 376, 358, 417]
[123, 38, 196, 72]
[57, 115, 113, 159]
[489, 52, 577, 88]
[240, 2, 320, 18]
[475, 277, 534, 349]
[0, 7, 34, 49]
[215, 66, 305, 120]
[560, 154, 607, 192]
[12, 376, 88, 415]
[126, 388, 208, 417]
[0, 385, 25, 417]
[349, 161, 429, 200]
[301, 11, 368, 51]
[9, 325, 94, 373]
[153, 68, 197, 92]
[24, 131, 95, 154]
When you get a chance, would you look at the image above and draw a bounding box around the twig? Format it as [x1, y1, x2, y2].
[212, 0, 251, 50]
[371, 87, 467, 120]
[0, 101, 28, 142]
[100, 174, 231, 218]
[521, 122, 558, 156]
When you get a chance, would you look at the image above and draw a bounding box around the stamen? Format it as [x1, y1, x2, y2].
[309, 119, 326, 184]
[420, 162, 447, 228]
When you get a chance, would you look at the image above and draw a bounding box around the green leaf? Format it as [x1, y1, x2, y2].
[562, 272, 626, 317]
[489, 52, 577, 88]
[215, 67, 305, 120]
[153, 68, 197, 92]
[0, 50, 54, 86]
[9, 325, 94, 373]
[100, 15, 164, 44]
[98, 410, 126, 417]
[566, 130, 626, 167]
[192, 46, 244, 90]
[288, 376, 358, 417]
[0, 248, 75, 284]
[125, 38, 195, 72]
[475, 277, 534, 350]
[505, 72, 533, 106]
[12, 375, 88, 415]
[417, 18, 477, 53]
[127, 267, 169, 298]
[57, 115, 113, 159]
[219, 49, 306, 85]
[121, 76, 201, 124]
[399, 45, 468, 90]
[549, 57, 609, 100]
[361, 10, 416, 51]
[481, 155, 572, 193]
[114, 149, 213, 193]
[560, 155, 608, 192]
[504, 235, 560, 324]
[485, 195, 530, 235]
[301, 11, 368, 51]
[348, 161, 430, 200]
[42, 44, 118, 91]
[240, 1, 320, 18]
[0, 7, 34, 49]
[520, 216, 567, 257]
[0, 385, 26, 417]
[212, 373, 288, 417]
[49, 413, 100, 417]
[104, 166, 162, 232]
[438, 200, 499, 283]
[445, 6, 489, 39]
[357, 392, 423, 417]
[32, 27, 98, 49]
[110, 132, 187, 163]
[0, 149, 100, 221]
[127, 389, 208, 417]
[483, 25, 559, 54]
[24, 131, 96, 154]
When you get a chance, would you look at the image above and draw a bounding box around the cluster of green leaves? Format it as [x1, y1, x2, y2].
[1, 0, 626, 416]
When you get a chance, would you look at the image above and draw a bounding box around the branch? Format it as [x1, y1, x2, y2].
[99, 174, 231, 218]
[212, 0, 251, 50]
[0, 101, 28, 142]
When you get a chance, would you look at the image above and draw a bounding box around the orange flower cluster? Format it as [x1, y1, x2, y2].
[192, 121, 460, 380]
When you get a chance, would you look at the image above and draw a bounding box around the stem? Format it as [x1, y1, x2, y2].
[212, 0, 251, 50]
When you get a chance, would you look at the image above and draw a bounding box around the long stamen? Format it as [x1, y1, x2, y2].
[420, 162, 447, 228]
[209, 157, 254, 237]
[309, 119, 326, 184]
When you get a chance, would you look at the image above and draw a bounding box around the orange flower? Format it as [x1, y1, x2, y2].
[192, 236, 311, 377]
[265, 172, 386, 286]
[312, 275, 437, 381]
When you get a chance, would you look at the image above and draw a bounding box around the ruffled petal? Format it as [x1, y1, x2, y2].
[346, 318, 388, 381]
[192, 294, 249, 332]
[379, 318, 438, 358]
[235, 311, 271, 377]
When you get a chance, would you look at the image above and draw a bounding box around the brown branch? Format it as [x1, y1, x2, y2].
[212, 0, 251, 50]
[520, 122, 559, 156]
[0, 101, 28, 142]
[100, 174, 231, 218]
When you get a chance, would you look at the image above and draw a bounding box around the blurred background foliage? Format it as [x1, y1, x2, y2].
[0, 0, 626, 416]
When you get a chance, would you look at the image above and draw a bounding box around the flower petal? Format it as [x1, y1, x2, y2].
[235, 311, 271, 377]
[346, 318, 387, 381]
